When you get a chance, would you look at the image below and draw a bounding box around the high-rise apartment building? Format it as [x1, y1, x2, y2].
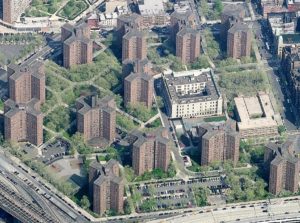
[2, 0, 31, 24]
[176, 27, 201, 64]
[76, 95, 116, 145]
[89, 160, 124, 215]
[122, 58, 152, 76]
[196, 120, 240, 166]
[131, 128, 171, 176]
[170, 11, 196, 42]
[227, 23, 252, 59]
[122, 29, 147, 62]
[124, 72, 153, 108]
[221, 4, 245, 45]
[61, 22, 93, 68]
[264, 137, 300, 195]
[7, 62, 45, 104]
[4, 98, 43, 146]
[116, 13, 144, 38]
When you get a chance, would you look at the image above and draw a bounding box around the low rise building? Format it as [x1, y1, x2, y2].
[267, 12, 298, 37]
[105, 0, 127, 13]
[4, 98, 43, 146]
[276, 33, 300, 56]
[137, 0, 169, 27]
[162, 68, 223, 119]
[260, 0, 286, 18]
[130, 128, 171, 176]
[234, 92, 279, 140]
[264, 137, 300, 195]
[195, 120, 240, 166]
[89, 160, 124, 215]
[76, 95, 116, 146]
[124, 72, 153, 108]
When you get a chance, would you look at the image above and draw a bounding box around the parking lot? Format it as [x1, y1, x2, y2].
[39, 138, 70, 165]
[131, 177, 227, 211]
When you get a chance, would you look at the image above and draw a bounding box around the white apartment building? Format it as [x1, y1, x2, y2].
[162, 68, 223, 119]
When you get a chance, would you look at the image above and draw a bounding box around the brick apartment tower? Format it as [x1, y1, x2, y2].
[76, 95, 116, 144]
[4, 62, 45, 146]
[170, 11, 196, 42]
[7, 63, 45, 104]
[227, 23, 252, 59]
[89, 160, 124, 215]
[2, 0, 31, 24]
[221, 4, 245, 46]
[124, 72, 153, 108]
[131, 128, 171, 176]
[61, 22, 93, 68]
[116, 13, 143, 39]
[264, 138, 300, 195]
[198, 120, 240, 166]
[4, 99, 43, 146]
[176, 27, 201, 64]
[122, 29, 147, 62]
[122, 58, 152, 77]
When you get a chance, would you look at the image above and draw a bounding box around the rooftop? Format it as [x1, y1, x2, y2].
[234, 92, 278, 130]
[76, 94, 115, 116]
[137, 0, 165, 16]
[125, 72, 152, 82]
[266, 136, 300, 165]
[228, 22, 250, 34]
[8, 61, 45, 81]
[177, 26, 200, 37]
[4, 98, 42, 118]
[163, 68, 221, 104]
[222, 4, 245, 19]
[281, 33, 300, 44]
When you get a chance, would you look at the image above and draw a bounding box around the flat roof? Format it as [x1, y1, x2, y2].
[234, 92, 278, 130]
[138, 0, 165, 16]
[163, 68, 221, 104]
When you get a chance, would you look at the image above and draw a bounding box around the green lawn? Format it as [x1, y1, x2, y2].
[58, 0, 89, 20]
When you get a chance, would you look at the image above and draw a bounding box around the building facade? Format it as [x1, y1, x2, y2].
[122, 29, 147, 62]
[7, 62, 45, 104]
[4, 98, 43, 146]
[2, 0, 31, 24]
[264, 137, 300, 195]
[131, 128, 171, 176]
[124, 72, 153, 108]
[227, 23, 252, 59]
[162, 68, 223, 119]
[89, 160, 124, 215]
[221, 4, 245, 46]
[61, 22, 93, 68]
[76, 95, 116, 145]
[170, 11, 196, 42]
[282, 45, 300, 113]
[196, 120, 240, 166]
[176, 27, 201, 64]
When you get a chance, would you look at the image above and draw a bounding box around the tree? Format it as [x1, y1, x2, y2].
[194, 186, 209, 206]
[124, 198, 132, 215]
[278, 125, 286, 135]
[191, 56, 210, 69]
[80, 195, 90, 210]
[155, 96, 164, 109]
[214, 0, 223, 16]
